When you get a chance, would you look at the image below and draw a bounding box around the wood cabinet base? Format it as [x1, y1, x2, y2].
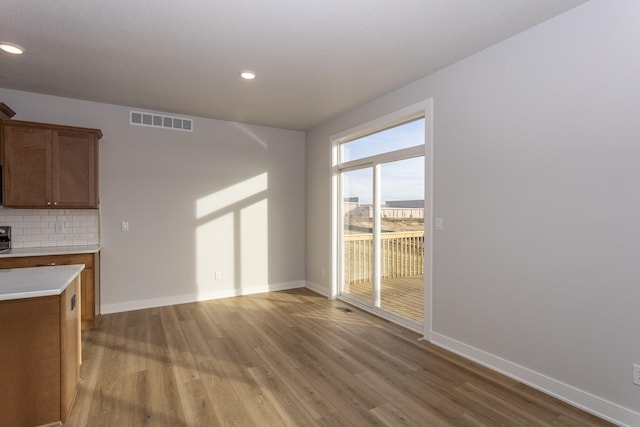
[0, 276, 80, 427]
[0, 251, 101, 329]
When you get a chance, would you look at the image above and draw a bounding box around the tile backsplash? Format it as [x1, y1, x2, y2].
[0, 207, 100, 248]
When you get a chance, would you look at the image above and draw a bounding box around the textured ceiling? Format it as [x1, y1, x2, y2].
[0, 0, 588, 130]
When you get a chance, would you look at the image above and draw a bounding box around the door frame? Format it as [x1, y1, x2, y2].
[331, 99, 433, 340]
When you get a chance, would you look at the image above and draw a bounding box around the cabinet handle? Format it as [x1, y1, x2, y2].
[36, 263, 56, 266]
[47, 201, 51, 206]
[71, 294, 76, 310]
[53, 202, 58, 206]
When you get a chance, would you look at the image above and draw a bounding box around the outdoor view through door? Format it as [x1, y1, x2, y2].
[339, 117, 425, 329]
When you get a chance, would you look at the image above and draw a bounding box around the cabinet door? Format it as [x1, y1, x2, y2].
[80, 267, 95, 324]
[52, 130, 98, 208]
[3, 125, 53, 207]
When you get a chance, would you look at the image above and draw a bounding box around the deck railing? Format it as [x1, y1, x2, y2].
[344, 231, 424, 284]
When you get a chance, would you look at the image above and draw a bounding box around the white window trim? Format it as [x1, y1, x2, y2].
[339, 144, 425, 172]
[332, 103, 427, 146]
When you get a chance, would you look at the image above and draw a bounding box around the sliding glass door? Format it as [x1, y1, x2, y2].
[378, 157, 425, 323]
[338, 117, 425, 327]
[341, 168, 374, 303]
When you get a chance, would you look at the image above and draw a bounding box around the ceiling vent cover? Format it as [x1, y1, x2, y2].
[130, 110, 193, 132]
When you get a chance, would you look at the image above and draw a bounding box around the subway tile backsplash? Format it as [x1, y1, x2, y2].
[0, 207, 100, 248]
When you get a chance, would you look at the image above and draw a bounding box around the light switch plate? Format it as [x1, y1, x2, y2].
[435, 218, 443, 231]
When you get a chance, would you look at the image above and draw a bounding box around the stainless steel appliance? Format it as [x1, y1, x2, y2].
[0, 226, 11, 252]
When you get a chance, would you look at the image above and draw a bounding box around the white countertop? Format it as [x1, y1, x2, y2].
[0, 264, 85, 301]
[0, 244, 102, 258]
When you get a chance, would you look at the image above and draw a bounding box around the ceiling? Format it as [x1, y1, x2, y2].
[0, 0, 588, 131]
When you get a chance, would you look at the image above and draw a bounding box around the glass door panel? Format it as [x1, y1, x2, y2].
[379, 157, 425, 323]
[341, 168, 374, 303]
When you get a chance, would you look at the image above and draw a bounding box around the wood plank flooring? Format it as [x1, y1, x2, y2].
[66, 288, 614, 426]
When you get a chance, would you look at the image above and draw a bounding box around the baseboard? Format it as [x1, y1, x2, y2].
[430, 332, 640, 427]
[101, 281, 306, 314]
[304, 280, 332, 298]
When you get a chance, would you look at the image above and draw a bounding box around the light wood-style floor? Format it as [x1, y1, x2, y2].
[66, 288, 614, 426]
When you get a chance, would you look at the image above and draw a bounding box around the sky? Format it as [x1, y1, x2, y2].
[341, 118, 425, 204]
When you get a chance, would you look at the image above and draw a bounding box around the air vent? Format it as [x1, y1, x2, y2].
[130, 110, 193, 132]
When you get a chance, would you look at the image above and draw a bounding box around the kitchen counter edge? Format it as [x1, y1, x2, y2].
[0, 264, 85, 301]
[0, 244, 102, 258]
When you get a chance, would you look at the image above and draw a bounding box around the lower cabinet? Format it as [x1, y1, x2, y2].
[0, 251, 100, 329]
[0, 275, 80, 427]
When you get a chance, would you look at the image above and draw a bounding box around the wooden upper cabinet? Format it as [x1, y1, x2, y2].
[1, 120, 102, 208]
[3, 125, 53, 207]
[53, 130, 97, 207]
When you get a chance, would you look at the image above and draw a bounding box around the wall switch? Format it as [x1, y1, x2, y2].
[121, 221, 129, 232]
[215, 272, 221, 280]
[435, 218, 443, 231]
[633, 364, 640, 386]
[54, 223, 63, 234]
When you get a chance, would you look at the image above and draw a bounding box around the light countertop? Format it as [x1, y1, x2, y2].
[0, 264, 85, 301]
[0, 244, 102, 258]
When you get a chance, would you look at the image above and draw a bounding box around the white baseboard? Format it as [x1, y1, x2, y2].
[101, 281, 305, 314]
[304, 280, 332, 298]
[430, 332, 640, 427]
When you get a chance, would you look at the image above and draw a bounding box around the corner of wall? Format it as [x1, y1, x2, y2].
[305, 281, 332, 298]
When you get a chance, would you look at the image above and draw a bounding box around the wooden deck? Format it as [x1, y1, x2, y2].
[344, 276, 424, 323]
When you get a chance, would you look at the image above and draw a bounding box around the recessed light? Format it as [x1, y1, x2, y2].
[239, 71, 256, 80]
[0, 42, 25, 55]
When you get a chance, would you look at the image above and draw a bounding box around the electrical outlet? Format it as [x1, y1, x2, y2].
[633, 364, 640, 386]
[54, 222, 63, 234]
[121, 221, 129, 232]
[215, 272, 221, 280]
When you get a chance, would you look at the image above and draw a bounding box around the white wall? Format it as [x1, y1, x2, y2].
[306, 0, 640, 424]
[0, 87, 306, 311]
